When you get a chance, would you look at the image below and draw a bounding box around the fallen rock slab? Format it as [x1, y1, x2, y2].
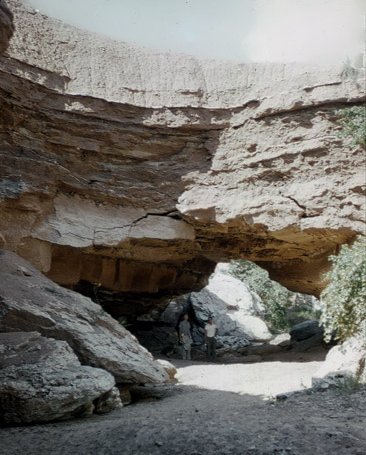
[0, 251, 167, 384]
[0, 331, 122, 424]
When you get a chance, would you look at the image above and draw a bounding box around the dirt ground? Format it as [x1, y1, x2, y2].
[1, 353, 365, 455]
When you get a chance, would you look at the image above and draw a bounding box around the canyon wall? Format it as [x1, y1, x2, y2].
[0, 0, 365, 301]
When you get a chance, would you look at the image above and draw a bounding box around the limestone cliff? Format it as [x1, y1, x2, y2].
[0, 0, 365, 298]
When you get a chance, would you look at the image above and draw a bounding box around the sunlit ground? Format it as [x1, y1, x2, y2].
[174, 359, 324, 397]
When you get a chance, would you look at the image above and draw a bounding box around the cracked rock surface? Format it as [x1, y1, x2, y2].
[0, 0, 365, 296]
[0, 331, 122, 424]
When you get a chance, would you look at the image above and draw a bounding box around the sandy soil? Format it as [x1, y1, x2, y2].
[1, 354, 365, 455]
[175, 357, 323, 397]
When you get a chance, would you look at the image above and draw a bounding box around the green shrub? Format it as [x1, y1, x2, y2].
[320, 236, 366, 342]
[337, 106, 366, 148]
[229, 260, 290, 331]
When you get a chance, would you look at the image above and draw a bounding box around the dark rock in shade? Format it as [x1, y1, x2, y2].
[0, 251, 167, 384]
[159, 295, 191, 326]
[0, 1, 13, 54]
[290, 332, 325, 352]
[0, 331, 122, 424]
[135, 325, 179, 356]
[290, 320, 323, 342]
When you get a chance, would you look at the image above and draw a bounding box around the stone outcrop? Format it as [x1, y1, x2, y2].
[0, 0, 365, 304]
[0, 250, 167, 384]
[0, 1, 13, 53]
[0, 331, 122, 424]
[312, 336, 366, 388]
[190, 264, 272, 342]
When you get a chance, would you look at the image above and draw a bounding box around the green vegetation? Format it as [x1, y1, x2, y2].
[320, 236, 366, 342]
[337, 106, 366, 148]
[229, 260, 319, 332]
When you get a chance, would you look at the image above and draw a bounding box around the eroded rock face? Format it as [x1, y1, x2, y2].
[0, 0, 365, 297]
[0, 251, 167, 384]
[0, 1, 13, 53]
[0, 331, 122, 424]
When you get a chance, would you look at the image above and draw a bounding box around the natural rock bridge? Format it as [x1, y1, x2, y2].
[0, 0, 365, 304]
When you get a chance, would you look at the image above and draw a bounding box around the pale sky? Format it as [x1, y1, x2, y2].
[29, 0, 365, 63]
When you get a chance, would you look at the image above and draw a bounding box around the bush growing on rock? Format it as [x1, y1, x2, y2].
[337, 106, 366, 148]
[320, 236, 366, 342]
[229, 261, 290, 331]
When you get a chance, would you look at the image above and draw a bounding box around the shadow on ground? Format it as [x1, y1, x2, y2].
[1, 381, 365, 455]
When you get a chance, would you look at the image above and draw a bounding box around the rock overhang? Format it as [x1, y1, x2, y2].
[0, 0, 365, 298]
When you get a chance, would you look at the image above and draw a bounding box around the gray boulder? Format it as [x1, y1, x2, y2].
[290, 320, 323, 342]
[159, 295, 190, 325]
[0, 332, 122, 424]
[0, 251, 167, 384]
[190, 264, 272, 342]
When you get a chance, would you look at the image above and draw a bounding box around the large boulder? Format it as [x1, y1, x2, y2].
[190, 264, 272, 342]
[0, 331, 122, 424]
[290, 320, 323, 342]
[0, 251, 167, 384]
[312, 336, 366, 388]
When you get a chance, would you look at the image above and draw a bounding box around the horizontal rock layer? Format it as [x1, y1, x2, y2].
[0, 0, 365, 296]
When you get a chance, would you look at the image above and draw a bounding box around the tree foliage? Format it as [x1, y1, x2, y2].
[320, 236, 366, 342]
[338, 106, 366, 148]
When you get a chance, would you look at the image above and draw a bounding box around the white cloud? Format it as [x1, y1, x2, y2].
[244, 0, 365, 63]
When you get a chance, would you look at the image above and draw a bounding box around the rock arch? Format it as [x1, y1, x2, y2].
[0, 0, 365, 304]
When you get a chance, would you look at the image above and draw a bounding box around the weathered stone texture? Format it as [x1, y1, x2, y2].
[0, 251, 167, 384]
[0, 331, 122, 424]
